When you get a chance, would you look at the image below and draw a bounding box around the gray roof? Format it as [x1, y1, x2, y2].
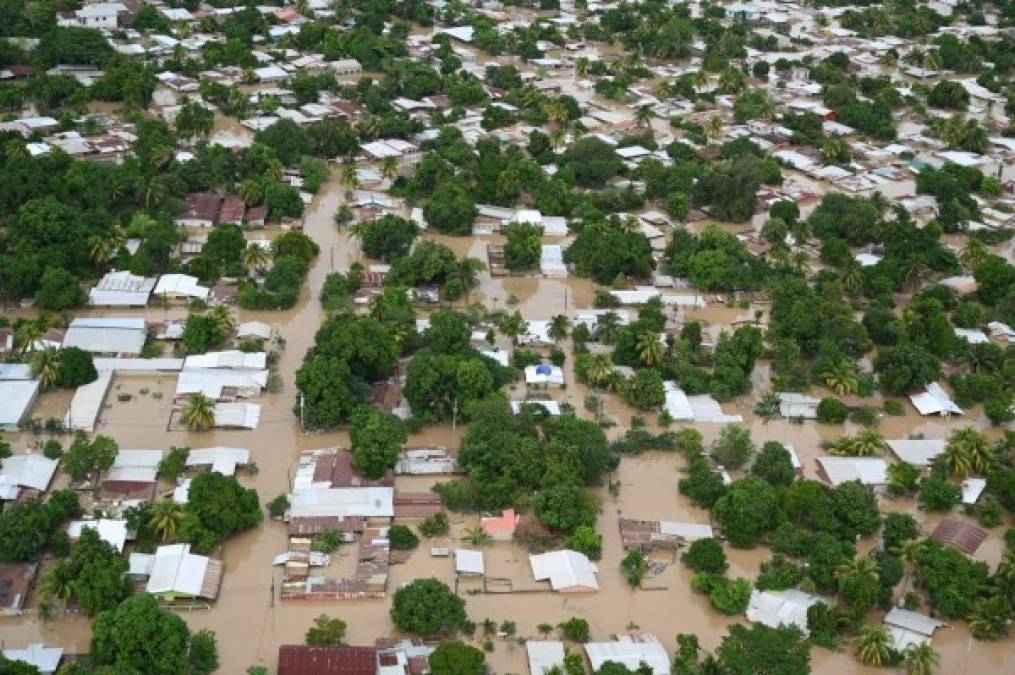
[63, 318, 146, 354]
[0, 380, 40, 428]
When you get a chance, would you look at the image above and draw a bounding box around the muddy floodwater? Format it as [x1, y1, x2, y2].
[3, 173, 1014, 675]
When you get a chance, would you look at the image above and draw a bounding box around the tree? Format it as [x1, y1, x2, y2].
[428, 641, 486, 675]
[424, 182, 477, 236]
[354, 215, 418, 262]
[874, 344, 941, 395]
[905, 643, 939, 675]
[182, 393, 216, 431]
[560, 617, 590, 642]
[243, 243, 270, 272]
[967, 595, 1011, 640]
[635, 331, 663, 367]
[91, 593, 192, 674]
[182, 472, 262, 550]
[710, 426, 755, 470]
[714, 477, 781, 548]
[55, 347, 97, 388]
[533, 485, 599, 533]
[62, 433, 118, 483]
[389, 524, 419, 550]
[562, 137, 622, 188]
[149, 500, 183, 542]
[918, 476, 961, 511]
[549, 314, 571, 342]
[30, 348, 61, 390]
[503, 221, 543, 271]
[822, 361, 859, 396]
[621, 550, 647, 587]
[36, 267, 83, 310]
[567, 525, 603, 561]
[681, 538, 728, 574]
[941, 427, 995, 478]
[189, 629, 220, 675]
[751, 441, 796, 487]
[714, 624, 810, 675]
[305, 614, 347, 646]
[624, 368, 665, 410]
[390, 579, 468, 634]
[855, 624, 892, 667]
[350, 406, 406, 480]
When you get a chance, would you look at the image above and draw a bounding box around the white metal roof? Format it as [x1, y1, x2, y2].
[885, 608, 946, 637]
[910, 382, 963, 416]
[585, 636, 669, 675]
[186, 447, 250, 475]
[89, 270, 156, 307]
[961, 477, 987, 505]
[886, 439, 946, 466]
[3, 644, 63, 673]
[454, 548, 485, 575]
[540, 245, 567, 277]
[530, 550, 599, 591]
[687, 395, 744, 423]
[953, 327, 988, 344]
[658, 521, 714, 540]
[213, 402, 260, 429]
[0, 380, 40, 428]
[91, 358, 183, 372]
[154, 274, 209, 300]
[747, 589, 826, 634]
[183, 350, 267, 370]
[816, 457, 888, 486]
[0, 454, 57, 492]
[176, 369, 268, 399]
[511, 400, 561, 416]
[289, 487, 395, 518]
[146, 544, 209, 596]
[524, 365, 565, 386]
[67, 519, 128, 552]
[65, 370, 113, 431]
[0, 364, 33, 380]
[236, 321, 272, 340]
[113, 449, 163, 468]
[526, 641, 565, 675]
[63, 318, 146, 354]
[663, 382, 694, 421]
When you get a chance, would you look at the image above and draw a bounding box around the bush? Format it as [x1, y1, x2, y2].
[559, 617, 590, 643]
[883, 400, 904, 416]
[389, 524, 420, 550]
[313, 529, 344, 553]
[691, 573, 752, 614]
[681, 538, 728, 574]
[918, 477, 962, 511]
[566, 525, 602, 561]
[267, 494, 289, 519]
[710, 426, 755, 470]
[816, 398, 848, 424]
[419, 511, 451, 538]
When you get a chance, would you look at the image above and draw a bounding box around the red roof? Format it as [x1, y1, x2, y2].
[278, 645, 377, 675]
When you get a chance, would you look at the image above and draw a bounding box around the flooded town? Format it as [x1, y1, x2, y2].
[1, 1, 1015, 674]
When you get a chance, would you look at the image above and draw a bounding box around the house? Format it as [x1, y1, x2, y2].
[101, 449, 162, 500]
[524, 364, 565, 387]
[778, 392, 821, 419]
[236, 321, 272, 341]
[0, 562, 38, 616]
[747, 589, 826, 634]
[0, 453, 58, 501]
[526, 641, 566, 675]
[176, 369, 268, 401]
[277, 645, 378, 675]
[154, 274, 210, 303]
[962, 477, 987, 505]
[67, 519, 129, 553]
[930, 519, 987, 555]
[176, 193, 223, 228]
[540, 245, 567, 277]
[663, 382, 744, 424]
[65, 370, 114, 432]
[0, 380, 40, 432]
[218, 196, 246, 224]
[88, 270, 156, 307]
[454, 549, 485, 576]
[63, 317, 147, 356]
[886, 439, 947, 467]
[184, 350, 267, 370]
[884, 608, 946, 651]
[530, 550, 599, 592]
[2, 644, 63, 674]
[375, 638, 433, 675]
[481, 509, 518, 541]
[910, 382, 963, 416]
[138, 543, 224, 601]
[584, 635, 670, 675]
[394, 448, 456, 475]
[186, 446, 250, 475]
[618, 518, 713, 550]
[213, 402, 261, 429]
[816, 457, 888, 486]
[57, 3, 127, 29]
[329, 59, 363, 76]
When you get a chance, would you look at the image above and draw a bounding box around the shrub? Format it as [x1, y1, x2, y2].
[267, 494, 289, 519]
[559, 617, 590, 643]
[389, 524, 420, 550]
[816, 398, 848, 423]
[681, 538, 728, 574]
[420, 511, 450, 537]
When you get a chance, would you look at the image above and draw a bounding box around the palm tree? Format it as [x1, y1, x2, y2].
[574, 57, 590, 78]
[358, 116, 381, 140]
[243, 243, 269, 272]
[542, 100, 568, 126]
[340, 162, 359, 188]
[706, 115, 724, 141]
[497, 311, 526, 344]
[967, 596, 1010, 640]
[550, 127, 566, 151]
[31, 348, 61, 390]
[88, 234, 113, 266]
[42, 561, 75, 608]
[209, 305, 234, 337]
[922, 50, 942, 76]
[634, 104, 656, 129]
[549, 315, 571, 343]
[841, 263, 864, 293]
[636, 331, 664, 367]
[182, 392, 216, 431]
[585, 353, 613, 389]
[240, 178, 265, 205]
[149, 500, 184, 542]
[380, 156, 399, 180]
[693, 70, 709, 92]
[904, 643, 939, 675]
[855, 625, 892, 667]
[596, 312, 621, 344]
[620, 214, 641, 234]
[822, 360, 859, 396]
[959, 238, 988, 271]
[461, 527, 490, 546]
[835, 556, 879, 586]
[717, 68, 745, 94]
[15, 322, 44, 355]
[852, 429, 886, 457]
[946, 427, 994, 476]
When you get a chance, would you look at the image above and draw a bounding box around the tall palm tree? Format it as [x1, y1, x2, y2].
[240, 178, 265, 205]
[636, 331, 664, 367]
[574, 57, 590, 78]
[380, 156, 399, 180]
[852, 429, 886, 457]
[822, 360, 859, 396]
[42, 561, 75, 606]
[549, 315, 571, 343]
[706, 115, 724, 141]
[549, 127, 566, 151]
[340, 162, 359, 188]
[694, 70, 709, 92]
[149, 500, 184, 542]
[497, 311, 526, 345]
[922, 50, 942, 75]
[585, 353, 614, 389]
[88, 234, 113, 266]
[596, 312, 621, 344]
[967, 596, 1010, 640]
[542, 100, 568, 126]
[947, 427, 995, 476]
[461, 527, 490, 546]
[855, 625, 892, 667]
[182, 393, 216, 431]
[15, 322, 44, 355]
[634, 104, 656, 129]
[841, 263, 864, 292]
[31, 348, 62, 390]
[959, 238, 988, 271]
[835, 556, 879, 586]
[243, 243, 270, 273]
[904, 643, 939, 675]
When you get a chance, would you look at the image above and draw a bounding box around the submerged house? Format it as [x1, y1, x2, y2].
[135, 543, 224, 602]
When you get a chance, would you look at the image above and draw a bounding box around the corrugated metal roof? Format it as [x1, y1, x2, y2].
[530, 550, 599, 591]
[585, 636, 669, 675]
[886, 439, 946, 466]
[526, 641, 565, 675]
[816, 457, 887, 486]
[747, 589, 826, 634]
[65, 370, 113, 431]
[290, 487, 394, 519]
